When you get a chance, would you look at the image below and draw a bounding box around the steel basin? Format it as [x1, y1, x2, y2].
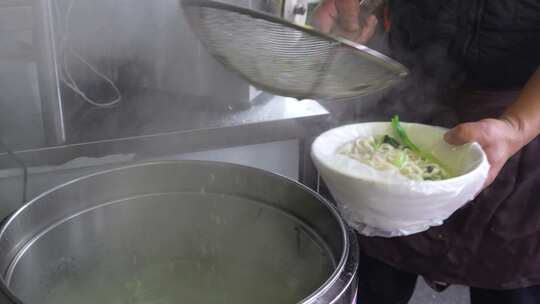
[0, 161, 358, 304]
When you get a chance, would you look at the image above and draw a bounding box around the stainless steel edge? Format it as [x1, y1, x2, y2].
[0, 160, 358, 304]
[0, 97, 330, 169]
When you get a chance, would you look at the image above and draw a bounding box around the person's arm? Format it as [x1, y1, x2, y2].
[445, 67, 540, 187]
[312, 0, 379, 43]
[502, 68, 540, 144]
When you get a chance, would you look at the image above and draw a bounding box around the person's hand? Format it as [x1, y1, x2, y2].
[444, 118, 525, 188]
[312, 0, 378, 43]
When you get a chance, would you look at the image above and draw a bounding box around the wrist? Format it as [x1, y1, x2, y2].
[498, 114, 529, 152]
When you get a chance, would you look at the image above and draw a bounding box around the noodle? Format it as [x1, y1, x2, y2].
[339, 135, 450, 181]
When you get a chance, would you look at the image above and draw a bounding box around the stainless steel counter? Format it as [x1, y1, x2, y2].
[0, 94, 330, 173]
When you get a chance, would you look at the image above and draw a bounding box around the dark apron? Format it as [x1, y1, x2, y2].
[357, 88, 540, 289]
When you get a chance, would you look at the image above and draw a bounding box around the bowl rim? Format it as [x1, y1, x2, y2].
[311, 121, 489, 187]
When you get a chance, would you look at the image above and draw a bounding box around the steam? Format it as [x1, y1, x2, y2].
[49, 0, 460, 135]
[52, 0, 157, 101]
[2, 0, 461, 157]
[347, 27, 462, 128]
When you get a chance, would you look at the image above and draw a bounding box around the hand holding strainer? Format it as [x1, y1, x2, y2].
[181, 0, 408, 101]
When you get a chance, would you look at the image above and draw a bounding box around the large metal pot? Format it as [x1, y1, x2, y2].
[0, 161, 358, 304]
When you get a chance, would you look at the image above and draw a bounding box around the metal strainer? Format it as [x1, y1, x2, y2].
[181, 0, 408, 101]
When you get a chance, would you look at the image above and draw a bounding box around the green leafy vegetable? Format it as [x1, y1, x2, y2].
[373, 136, 384, 149]
[394, 151, 407, 167]
[382, 135, 401, 149]
[391, 116, 421, 153]
[391, 115, 453, 177]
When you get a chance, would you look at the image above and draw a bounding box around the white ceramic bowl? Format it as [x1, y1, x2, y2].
[311, 122, 490, 237]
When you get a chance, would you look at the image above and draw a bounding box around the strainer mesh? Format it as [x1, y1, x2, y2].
[183, 0, 406, 100]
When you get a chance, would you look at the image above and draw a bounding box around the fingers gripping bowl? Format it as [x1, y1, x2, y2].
[311, 121, 490, 237]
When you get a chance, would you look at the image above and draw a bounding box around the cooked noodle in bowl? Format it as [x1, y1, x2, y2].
[339, 135, 451, 181]
[311, 121, 490, 237]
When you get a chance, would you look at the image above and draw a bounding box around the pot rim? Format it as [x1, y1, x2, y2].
[0, 160, 357, 304]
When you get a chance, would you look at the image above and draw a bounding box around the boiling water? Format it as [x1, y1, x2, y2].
[8, 193, 335, 304]
[42, 253, 327, 304]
